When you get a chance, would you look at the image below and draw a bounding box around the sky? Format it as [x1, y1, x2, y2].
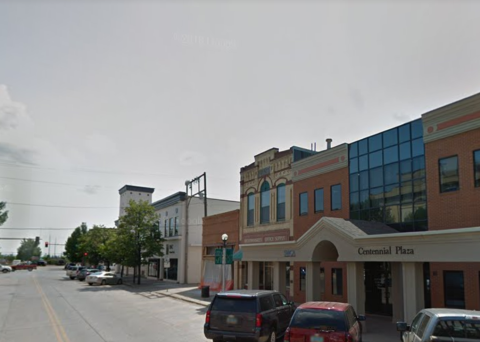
[1, 0, 480, 256]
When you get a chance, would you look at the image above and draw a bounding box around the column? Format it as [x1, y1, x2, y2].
[306, 262, 321, 301]
[247, 261, 260, 289]
[402, 262, 424, 323]
[347, 262, 366, 332]
[273, 262, 287, 294]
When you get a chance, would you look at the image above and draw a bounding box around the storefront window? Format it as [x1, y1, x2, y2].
[332, 268, 343, 295]
[444, 271, 465, 309]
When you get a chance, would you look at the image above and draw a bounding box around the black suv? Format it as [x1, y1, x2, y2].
[204, 290, 296, 342]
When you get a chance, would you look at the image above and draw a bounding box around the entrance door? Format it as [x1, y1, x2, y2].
[364, 262, 392, 316]
[259, 262, 274, 290]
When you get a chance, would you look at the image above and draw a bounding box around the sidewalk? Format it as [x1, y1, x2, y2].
[122, 277, 400, 342]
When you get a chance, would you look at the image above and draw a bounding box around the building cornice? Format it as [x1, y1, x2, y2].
[292, 144, 348, 181]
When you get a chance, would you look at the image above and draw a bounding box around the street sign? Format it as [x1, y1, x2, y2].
[215, 248, 223, 265]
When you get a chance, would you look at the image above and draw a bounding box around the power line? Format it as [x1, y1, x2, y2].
[0, 228, 76, 230]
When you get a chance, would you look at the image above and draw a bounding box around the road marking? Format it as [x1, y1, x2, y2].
[32, 276, 71, 342]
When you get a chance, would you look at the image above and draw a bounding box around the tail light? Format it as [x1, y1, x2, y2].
[284, 327, 290, 342]
[346, 333, 353, 342]
[205, 310, 211, 324]
[255, 313, 263, 328]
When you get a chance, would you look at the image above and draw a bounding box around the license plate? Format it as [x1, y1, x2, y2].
[311, 336, 324, 342]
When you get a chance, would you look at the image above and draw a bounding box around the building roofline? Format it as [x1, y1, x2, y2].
[119, 185, 155, 195]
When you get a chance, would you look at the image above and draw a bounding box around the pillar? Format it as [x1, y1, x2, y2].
[247, 261, 260, 289]
[306, 262, 321, 301]
[347, 262, 366, 332]
[273, 262, 287, 294]
[402, 262, 424, 323]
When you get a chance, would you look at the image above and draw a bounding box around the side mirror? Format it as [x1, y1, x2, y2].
[396, 322, 409, 332]
[357, 315, 366, 321]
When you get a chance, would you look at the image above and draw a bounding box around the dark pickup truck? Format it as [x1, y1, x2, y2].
[11, 263, 37, 271]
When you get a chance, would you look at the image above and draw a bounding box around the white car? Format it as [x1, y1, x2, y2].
[86, 271, 123, 286]
[0, 264, 13, 273]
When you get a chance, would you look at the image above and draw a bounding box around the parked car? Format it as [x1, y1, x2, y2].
[284, 301, 365, 342]
[397, 308, 480, 342]
[86, 271, 123, 286]
[11, 263, 36, 271]
[66, 266, 85, 279]
[56, 259, 66, 266]
[35, 259, 47, 266]
[0, 264, 12, 273]
[76, 268, 99, 281]
[64, 262, 76, 270]
[204, 290, 296, 342]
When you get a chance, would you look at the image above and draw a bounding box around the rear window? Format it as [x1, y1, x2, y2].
[290, 308, 346, 331]
[211, 297, 257, 313]
[433, 319, 480, 339]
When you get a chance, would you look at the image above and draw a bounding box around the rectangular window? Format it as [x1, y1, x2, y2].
[277, 185, 286, 221]
[300, 267, 306, 291]
[247, 194, 254, 226]
[164, 219, 168, 237]
[169, 217, 173, 236]
[174, 217, 179, 235]
[299, 192, 308, 215]
[332, 268, 343, 295]
[474, 150, 480, 187]
[331, 184, 342, 210]
[444, 271, 465, 309]
[439, 156, 459, 192]
[314, 188, 324, 212]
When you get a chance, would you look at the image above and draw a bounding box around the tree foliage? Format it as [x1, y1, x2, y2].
[17, 238, 41, 261]
[78, 225, 116, 267]
[64, 222, 88, 263]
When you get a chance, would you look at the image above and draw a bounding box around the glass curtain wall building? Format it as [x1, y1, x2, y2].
[349, 119, 428, 232]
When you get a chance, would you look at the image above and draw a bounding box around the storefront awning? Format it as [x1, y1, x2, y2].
[233, 249, 243, 261]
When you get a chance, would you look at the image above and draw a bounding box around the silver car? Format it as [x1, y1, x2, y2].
[0, 264, 12, 273]
[86, 271, 123, 286]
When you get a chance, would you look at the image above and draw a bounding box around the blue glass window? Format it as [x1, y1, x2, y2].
[360, 190, 369, 209]
[359, 170, 369, 190]
[370, 167, 383, 188]
[400, 160, 412, 181]
[331, 184, 342, 210]
[399, 124, 410, 143]
[299, 192, 308, 215]
[314, 188, 324, 212]
[350, 173, 359, 192]
[474, 150, 480, 187]
[384, 184, 400, 205]
[370, 187, 384, 208]
[358, 139, 368, 156]
[349, 143, 358, 158]
[414, 202, 427, 220]
[359, 155, 368, 171]
[411, 119, 423, 139]
[399, 142, 411, 160]
[401, 181, 413, 203]
[413, 179, 426, 202]
[369, 151, 383, 168]
[368, 134, 382, 152]
[350, 192, 359, 211]
[384, 146, 399, 164]
[401, 204, 414, 222]
[412, 138, 424, 157]
[277, 184, 285, 221]
[385, 205, 400, 223]
[412, 156, 425, 179]
[384, 162, 399, 185]
[383, 128, 398, 148]
[260, 182, 270, 223]
[350, 158, 358, 174]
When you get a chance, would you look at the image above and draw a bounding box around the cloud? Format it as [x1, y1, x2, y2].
[393, 112, 411, 122]
[82, 185, 101, 195]
[0, 85, 32, 131]
[349, 88, 365, 111]
[84, 133, 118, 156]
[0, 142, 37, 165]
[178, 150, 207, 166]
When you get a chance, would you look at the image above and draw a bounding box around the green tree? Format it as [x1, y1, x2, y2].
[64, 222, 88, 263]
[117, 200, 164, 284]
[17, 238, 41, 261]
[78, 225, 116, 269]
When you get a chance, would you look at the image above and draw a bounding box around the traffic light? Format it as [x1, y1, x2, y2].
[35, 236, 39, 245]
[84, 252, 88, 256]
[45, 242, 49, 248]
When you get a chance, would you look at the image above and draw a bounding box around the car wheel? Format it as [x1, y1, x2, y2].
[28, 268, 33, 272]
[117, 279, 123, 285]
[101, 280, 106, 285]
[2, 269, 7, 273]
[268, 328, 276, 342]
[88, 283, 93, 286]
[70, 276, 75, 280]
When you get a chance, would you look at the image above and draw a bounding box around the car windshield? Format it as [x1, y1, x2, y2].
[211, 297, 257, 313]
[290, 309, 346, 331]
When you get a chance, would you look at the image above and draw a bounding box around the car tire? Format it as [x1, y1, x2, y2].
[28, 268, 33, 272]
[117, 279, 123, 285]
[88, 283, 93, 286]
[101, 280, 106, 285]
[268, 328, 276, 342]
[2, 269, 7, 273]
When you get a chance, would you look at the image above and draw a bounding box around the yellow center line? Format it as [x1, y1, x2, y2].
[32, 276, 71, 342]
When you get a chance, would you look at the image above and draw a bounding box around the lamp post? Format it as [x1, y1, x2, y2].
[222, 233, 228, 292]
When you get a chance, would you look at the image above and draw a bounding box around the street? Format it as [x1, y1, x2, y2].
[0, 267, 208, 342]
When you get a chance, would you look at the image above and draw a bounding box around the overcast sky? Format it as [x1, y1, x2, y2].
[1, 0, 480, 256]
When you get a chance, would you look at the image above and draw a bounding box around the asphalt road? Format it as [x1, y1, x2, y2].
[0, 267, 209, 342]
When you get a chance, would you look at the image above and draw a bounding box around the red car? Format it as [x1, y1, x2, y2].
[284, 301, 365, 342]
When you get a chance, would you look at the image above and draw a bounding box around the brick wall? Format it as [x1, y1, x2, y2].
[203, 210, 240, 249]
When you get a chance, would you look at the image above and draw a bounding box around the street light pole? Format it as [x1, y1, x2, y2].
[222, 233, 228, 292]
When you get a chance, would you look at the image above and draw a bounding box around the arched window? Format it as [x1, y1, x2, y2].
[260, 181, 270, 224]
[277, 184, 286, 221]
[247, 193, 255, 226]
